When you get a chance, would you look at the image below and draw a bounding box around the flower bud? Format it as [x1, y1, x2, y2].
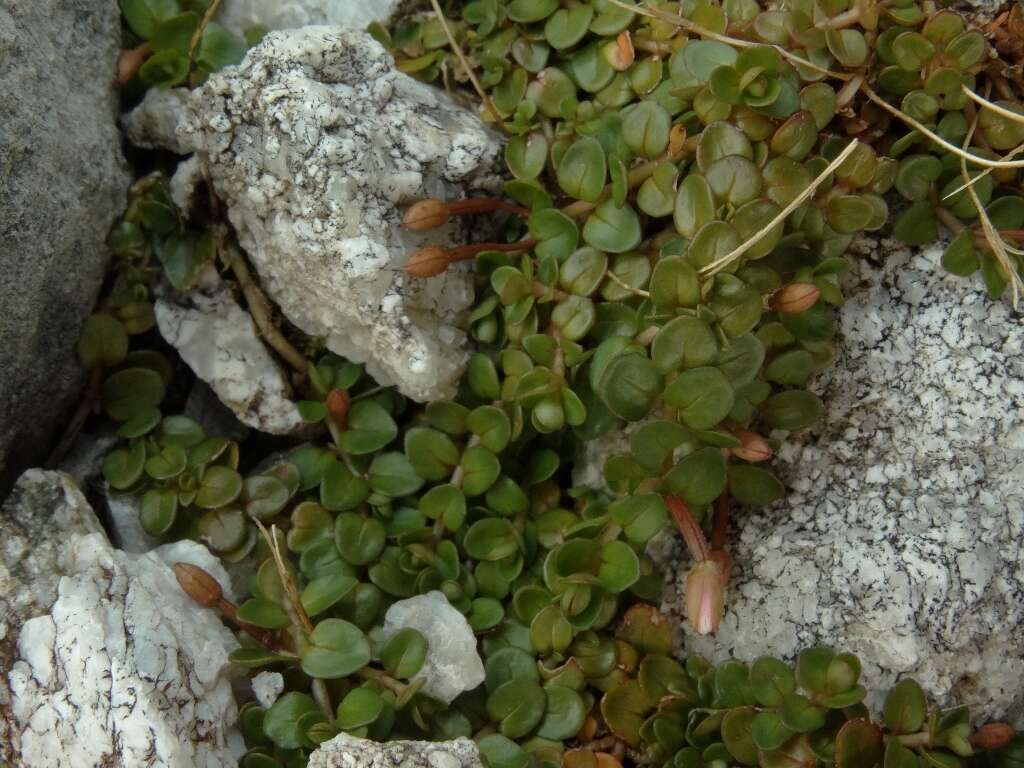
[686, 557, 729, 635]
[405, 246, 451, 278]
[403, 199, 450, 231]
[772, 282, 820, 315]
[970, 722, 1016, 750]
[326, 388, 351, 431]
[731, 429, 773, 463]
[603, 31, 635, 71]
[173, 562, 223, 607]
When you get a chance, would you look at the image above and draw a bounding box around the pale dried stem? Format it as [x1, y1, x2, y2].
[605, 269, 651, 297]
[699, 139, 861, 277]
[187, 0, 224, 66]
[428, 0, 508, 133]
[960, 85, 1024, 125]
[960, 115, 1024, 308]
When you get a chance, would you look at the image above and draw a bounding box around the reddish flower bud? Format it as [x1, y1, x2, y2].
[970, 723, 1016, 750]
[405, 246, 452, 278]
[686, 558, 729, 635]
[772, 282, 821, 315]
[327, 388, 351, 431]
[403, 199, 450, 231]
[173, 562, 223, 608]
[731, 429, 773, 463]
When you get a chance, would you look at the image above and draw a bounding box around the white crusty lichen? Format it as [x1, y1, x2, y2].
[155, 266, 306, 435]
[656, 241, 1024, 723]
[309, 732, 481, 768]
[1, 471, 243, 768]
[215, 0, 402, 39]
[178, 25, 504, 402]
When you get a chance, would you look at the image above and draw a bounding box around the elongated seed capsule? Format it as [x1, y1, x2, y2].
[970, 723, 1016, 749]
[173, 562, 222, 607]
[403, 199, 450, 231]
[686, 558, 728, 635]
[405, 246, 452, 278]
[772, 282, 821, 315]
[731, 429, 773, 463]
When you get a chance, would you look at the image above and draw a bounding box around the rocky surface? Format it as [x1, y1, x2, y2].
[179, 25, 504, 402]
[381, 590, 486, 704]
[252, 671, 285, 709]
[655, 242, 1024, 723]
[1, 470, 242, 767]
[0, 0, 130, 493]
[216, 0, 403, 38]
[309, 733, 481, 768]
[121, 87, 190, 154]
[155, 266, 306, 434]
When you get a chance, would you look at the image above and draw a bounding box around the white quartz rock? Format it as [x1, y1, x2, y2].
[178, 26, 504, 402]
[1, 470, 243, 767]
[656, 241, 1024, 724]
[121, 87, 190, 153]
[252, 671, 285, 709]
[309, 732, 481, 768]
[155, 267, 306, 434]
[216, 0, 402, 39]
[382, 591, 485, 704]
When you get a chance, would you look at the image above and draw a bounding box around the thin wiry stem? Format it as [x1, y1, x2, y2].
[607, 0, 852, 80]
[960, 114, 1024, 308]
[187, 0, 224, 66]
[863, 83, 1024, 169]
[428, 0, 508, 134]
[699, 139, 861, 278]
[960, 86, 1024, 125]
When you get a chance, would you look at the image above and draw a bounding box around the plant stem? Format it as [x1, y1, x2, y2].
[664, 495, 711, 562]
[187, 0, 224, 68]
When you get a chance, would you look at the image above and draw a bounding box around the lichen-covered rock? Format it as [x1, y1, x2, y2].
[658, 242, 1024, 723]
[382, 590, 485, 704]
[179, 26, 504, 402]
[216, 0, 402, 39]
[155, 267, 306, 434]
[309, 732, 481, 768]
[0, 0, 130, 493]
[121, 87, 190, 153]
[252, 671, 285, 709]
[1, 471, 243, 767]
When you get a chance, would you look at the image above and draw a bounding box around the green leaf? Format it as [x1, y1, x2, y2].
[464, 518, 520, 561]
[941, 230, 979, 277]
[195, 465, 243, 508]
[139, 488, 178, 535]
[598, 353, 664, 421]
[722, 707, 759, 765]
[761, 390, 824, 431]
[335, 687, 385, 731]
[884, 678, 927, 734]
[487, 680, 546, 739]
[139, 49, 190, 87]
[198, 22, 248, 71]
[663, 447, 727, 506]
[151, 12, 199, 54]
[583, 200, 642, 253]
[622, 101, 671, 157]
[368, 451, 424, 497]
[320, 459, 371, 511]
[598, 541, 641, 592]
[237, 598, 291, 630]
[420, 484, 467, 532]
[781, 692, 827, 732]
[557, 137, 607, 203]
[610, 493, 669, 545]
[102, 368, 166, 421]
[334, 513, 387, 566]
[652, 316, 719, 374]
[545, 4, 594, 48]
[301, 619, 371, 679]
[674, 174, 716, 238]
[198, 507, 246, 552]
[506, 132, 549, 179]
[893, 200, 939, 246]
[751, 710, 795, 751]
[301, 574, 357, 617]
[338, 401, 398, 454]
[380, 628, 428, 679]
[78, 314, 129, 369]
[749, 656, 796, 707]
[460, 445, 502, 496]
[264, 692, 318, 750]
[729, 464, 784, 506]
[663, 367, 735, 430]
[120, 0, 180, 39]
[536, 685, 586, 740]
[242, 475, 290, 520]
[229, 647, 292, 668]
[103, 442, 146, 490]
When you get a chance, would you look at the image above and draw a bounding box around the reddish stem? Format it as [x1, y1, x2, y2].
[664, 495, 710, 562]
[217, 598, 287, 651]
[447, 198, 531, 217]
[448, 239, 538, 262]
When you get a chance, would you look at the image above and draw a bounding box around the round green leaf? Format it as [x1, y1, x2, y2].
[557, 137, 607, 203]
[196, 465, 243, 508]
[583, 200, 642, 253]
[663, 367, 735, 430]
[102, 368, 166, 422]
[334, 513, 386, 566]
[264, 692, 318, 750]
[301, 619, 371, 679]
[380, 628, 428, 679]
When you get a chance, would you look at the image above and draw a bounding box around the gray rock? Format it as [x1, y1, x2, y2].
[309, 733, 481, 768]
[154, 267, 306, 434]
[657, 241, 1024, 723]
[1, 470, 243, 766]
[103, 490, 163, 555]
[0, 0, 130, 493]
[179, 25, 504, 402]
[382, 590, 486, 704]
[216, 0, 403, 39]
[121, 87, 190, 153]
